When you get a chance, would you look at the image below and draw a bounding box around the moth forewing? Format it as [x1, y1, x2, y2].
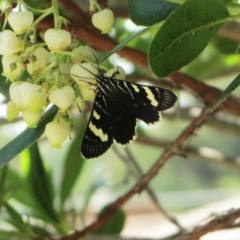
[79, 64, 177, 159]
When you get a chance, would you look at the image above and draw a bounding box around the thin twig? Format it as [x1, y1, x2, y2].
[56, 108, 212, 240]
[112, 145, 183, 230]
[124, 147, 183, 230]
[79, 207, 240, 240]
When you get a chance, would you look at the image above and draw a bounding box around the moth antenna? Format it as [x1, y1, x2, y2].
[88, 49, 100, 71]
[76, 99, 82, 113]
[78, 63, 98, 77]
[71, 72, 96, 84]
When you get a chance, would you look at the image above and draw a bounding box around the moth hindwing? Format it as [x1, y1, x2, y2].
[81, 70, 177, 159]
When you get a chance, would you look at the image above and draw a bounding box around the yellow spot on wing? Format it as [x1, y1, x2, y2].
[131, 84, 139, 92]
[143, 86, 158, 106]
[93, 110, 100, 119]
[89, 122, 108, 141]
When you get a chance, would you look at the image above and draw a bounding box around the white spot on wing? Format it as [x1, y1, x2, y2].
[143, 86, 158, 107]
[89, 122, 108, 141]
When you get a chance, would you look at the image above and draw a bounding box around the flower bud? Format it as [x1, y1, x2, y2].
[70, 62, 97, 86]
[28, 91, 47, 112]
[0, 30, 24, 55]
[6, 101, 21, 121]
[71, 45, 96, 63]
[105, 66, 126, 80]
[49, 86, 75, 111]
[27, 47, 50, 74]
[92, 9, 114, 34]
[8, 11, 34, 34]
[22, 108, 42, 127]
[44, 29, 71, 52]
[45, 122, 70, 148]
[2, 54, 24, 81]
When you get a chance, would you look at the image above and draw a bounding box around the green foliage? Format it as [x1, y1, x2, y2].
[148, 0, 230, 77]
[60, 127, 85, 205]
[127, 0, 178, 26]
[27, 143, 59, 222]
[94, 207, 126, 234]
[0, 106, 58, 167]
[214, 36, 240, 54]
[213, 73, 240, 109]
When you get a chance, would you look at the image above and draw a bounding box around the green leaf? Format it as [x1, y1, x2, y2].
[127, 0, 178, 26]
[213, 73, 240, 110]
[94, 207, 126, 234]
[214, 36, 240, 54]
[4, 167, 57, 222]
[149, 0, 230, 77]
[5, 203, 36, 236]
[28, 142, 59, 222]
[0, 230, 30, 239]
[60, 127, 85, 205]
[0, 165, 8, 209]
[0, 106, 58, 168]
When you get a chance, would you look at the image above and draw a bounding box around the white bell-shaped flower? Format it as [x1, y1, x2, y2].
[44, 29, 71, 52]
[79, 85, 96, 101]
[45, 122, 70, 148]
[9, 81, 41, 108]
[19, 82, 41, 108]
[9, 81, 22, 107]
[8, 11, 34, 34]
[105, 66, 126, 80]
[92, 9, 114, 34]
[49, 86, 75, 111]
[0, 30, 24, 55]
[22, 108, 42, 128]
[6, 101, 21, 121]
[71, 45, 96, 63]
[2, 54, 24, 81]
[70, 62, 97, 86]
[27, 47, 50, 74]
[28, 91, 47, 112]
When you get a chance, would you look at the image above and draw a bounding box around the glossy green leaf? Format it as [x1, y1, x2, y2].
[213, 73, 240, 110]
[28, 143, 59, 222]
[60, 126, 85, 205]
[94, 207, 126, 234]
[0, 106, 58, 168]
[128, 0, 178, 26]
[149, 0, 230, 77]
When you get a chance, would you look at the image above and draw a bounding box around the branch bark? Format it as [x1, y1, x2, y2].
[55, 108, 212, 240]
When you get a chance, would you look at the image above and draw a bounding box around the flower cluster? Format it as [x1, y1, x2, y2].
[0, 2, 118, 149]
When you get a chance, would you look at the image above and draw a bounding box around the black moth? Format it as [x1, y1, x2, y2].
[80, 67, 177, 159]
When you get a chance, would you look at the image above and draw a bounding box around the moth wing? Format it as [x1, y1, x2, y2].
[114, 80, 177, 124]
[81, 94, 113, 159]
[108, 99, 137, 145]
